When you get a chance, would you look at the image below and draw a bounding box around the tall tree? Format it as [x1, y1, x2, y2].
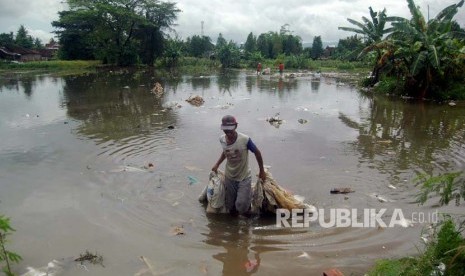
[217, 41, 240, 68]
[33, 38, 44, 49]
[282, 34, 302, 55]
[188, 35, 213, 57]
[243, 32, 256, 53]
[256, 33, 270, 58]
[15, 25, 33, 48]
[163, 35, 184, 67]
[216, 33, 227, 48]
[311, 36, 324, 60]
[0, 32, 14, 47]
[135, 1, 180, 66]
[336, 35, 364, 61]
[53, 0, 180, 65]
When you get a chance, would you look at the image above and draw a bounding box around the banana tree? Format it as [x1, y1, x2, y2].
[339, 7, 401, 84]
[388, 0, 465, 99]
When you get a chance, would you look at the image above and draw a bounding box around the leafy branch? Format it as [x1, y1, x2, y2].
[0, 215, 22, 276]
[415, 172, 465, 206]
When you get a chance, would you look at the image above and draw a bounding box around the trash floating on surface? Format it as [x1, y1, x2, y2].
[266, 113, 283, 128]
[151, 82, 164, 96]
[163, 101, 182, 110]
[245, 259, 258, 272]
[298, 118, 308, 124]
[186, 95, 204, 106]
[322, 268, 344, 276]
[110, 165, 148, 173]
[188, 175, 198, 185]
[21, 259, 65, 276]
[297, 251, 310, 259]
[185, 165, 202, 171]
[170, 225, 185, 236]
[74, 250, 104, 267]
[370, 193, 394, 203]
[330, 188, 354, 194]
[387, 184, 397, 189]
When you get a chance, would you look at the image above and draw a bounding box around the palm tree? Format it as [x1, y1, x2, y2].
[388, 0, 465, 98]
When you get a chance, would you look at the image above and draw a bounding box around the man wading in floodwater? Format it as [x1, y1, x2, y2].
[212, 115, 266, 215]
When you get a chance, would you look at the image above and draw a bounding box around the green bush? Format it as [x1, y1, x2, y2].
[373, 77, 404, 95]
[0, 215, 22, 275]
[434, 219, 465, 275]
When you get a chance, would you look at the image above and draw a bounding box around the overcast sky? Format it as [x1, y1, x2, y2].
[0, 0, 464, 44]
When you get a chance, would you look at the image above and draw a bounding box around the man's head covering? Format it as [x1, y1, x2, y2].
[221, 115, 237, 130]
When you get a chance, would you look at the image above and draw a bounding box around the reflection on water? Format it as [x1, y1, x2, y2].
[204, 215, 262, 275]
[1, 69, 465, 275]
[61, 71, 175, 141]
[339, 96, 465, 185]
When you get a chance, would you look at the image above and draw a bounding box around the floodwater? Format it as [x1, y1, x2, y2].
[1, 69, 464, 276]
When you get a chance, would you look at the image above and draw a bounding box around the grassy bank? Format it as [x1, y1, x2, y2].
[368, 76, 465, 101]
[0, 60, 101, 76]
[1, 58, 369, 75]
[368, 218, 465, 276]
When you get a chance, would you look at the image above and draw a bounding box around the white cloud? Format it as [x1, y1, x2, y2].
[0, 0, 463, 44]
[27, 29, 55, 44]
[0, 0, 66, 41]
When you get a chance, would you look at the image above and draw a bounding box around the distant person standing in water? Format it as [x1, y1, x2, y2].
[212, 115, 266, 215]
[256, 63, 262, 75]
[278, 62, 284, 76]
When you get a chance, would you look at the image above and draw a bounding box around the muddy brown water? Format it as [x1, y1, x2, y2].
[1, 69, 464, 275]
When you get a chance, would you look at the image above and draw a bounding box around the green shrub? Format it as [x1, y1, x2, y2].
[0, 215, 22, 275]
[368, 218, 465, 276]
[373, 77, 404, 95]
[434, 219, 465, 275]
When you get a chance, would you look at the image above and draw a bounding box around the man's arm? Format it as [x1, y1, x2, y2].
[212, 152, 226, 173]
[254, 149, 266, 181]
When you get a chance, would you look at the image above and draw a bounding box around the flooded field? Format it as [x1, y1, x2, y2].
[1, 69, 464, 275]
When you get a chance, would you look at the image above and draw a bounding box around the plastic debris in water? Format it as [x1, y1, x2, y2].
[188, 176, 198, 185]
[244, 259, 258, 272]
[330, 188, 354, 194]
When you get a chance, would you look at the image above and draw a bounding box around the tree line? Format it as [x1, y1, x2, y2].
[1, 0, 464, 100]
[0, 25, 53, 50]
[0, 0, 360, 68]
[47, 0, 329, 67]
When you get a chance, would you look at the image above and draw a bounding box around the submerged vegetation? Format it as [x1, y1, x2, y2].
[0, 215, 22, 276]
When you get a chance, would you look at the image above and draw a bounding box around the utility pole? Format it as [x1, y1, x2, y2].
[201, 21, 204, 37]
[428, 5, 430, 21]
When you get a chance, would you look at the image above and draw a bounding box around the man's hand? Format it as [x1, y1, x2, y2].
[212, 164, 219, 173]
[259, 170, 266, 182]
